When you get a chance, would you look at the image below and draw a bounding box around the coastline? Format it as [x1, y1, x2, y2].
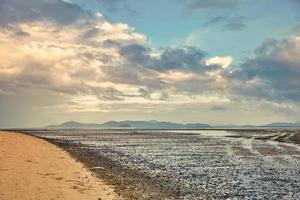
[43, 137, 177, 200]
[0, 131, 121, 200]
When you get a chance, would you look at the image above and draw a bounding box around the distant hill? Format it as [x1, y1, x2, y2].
[262, 122, 300, 127]
[47, 120, 300, 129]
[47, 120, 210, 129]
[101, 120, 210, 129]
[47, 121, 102, 128]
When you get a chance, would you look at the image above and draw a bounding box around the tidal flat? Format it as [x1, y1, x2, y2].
[23, 129, 300, 199]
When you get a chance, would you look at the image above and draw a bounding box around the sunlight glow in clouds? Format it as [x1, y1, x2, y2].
[205, 56, 233, 69]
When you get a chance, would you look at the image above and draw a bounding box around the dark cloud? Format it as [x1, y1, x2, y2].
[95, 87, 126, 101]
[289, 0, 300, 8]
[1, 25, 30, 37]
[229, 37, 300, 101]
[96, 0, 136, 14]
[222, 22, 247, 31]
[101, 64, 166, 90]
[119, 44, 214, 73]
[253, 39, 279, 55]
[184, 0, 240, 9]
[97, 0, 128, 11]
[157, 47, 207, 72]
[83, 28, 100, 39]
[138, 88, 153, 99]
[0, 0, 85, 25]
[119, 43, 152, 67]
[204, 16, 227, 26]
[210, 105, 227, 111]
[204, 16, 248, 31]
[293, 24, 300, 35]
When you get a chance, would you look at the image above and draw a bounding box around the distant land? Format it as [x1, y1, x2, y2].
[47, 121, 300, 129]
[262, 122, 300, 127]
[213, 122, 300, 128]
[47, 120, 210, 129]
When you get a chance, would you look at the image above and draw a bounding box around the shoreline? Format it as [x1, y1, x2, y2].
[7, 130, 176, 199]
[43, 137, 177, 200]
[0, 131, 121, 200]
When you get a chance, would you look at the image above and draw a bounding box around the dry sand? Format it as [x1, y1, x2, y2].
[0, 131, 121, 200]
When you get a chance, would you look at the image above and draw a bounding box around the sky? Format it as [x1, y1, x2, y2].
[0, 0, 300, 128]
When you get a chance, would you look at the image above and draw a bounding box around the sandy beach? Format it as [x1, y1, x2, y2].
[0, 131, 120, 200]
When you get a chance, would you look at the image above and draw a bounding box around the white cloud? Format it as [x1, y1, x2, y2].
[205, 56, 233, 68]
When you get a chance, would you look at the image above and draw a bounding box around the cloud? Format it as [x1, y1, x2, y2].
[97, 0, 128, 11]
[228, 37, 300, 101]
[1, 25, 30, 37]
[0, 0, 229, 107]
[0, 0, 86, 25]
[222, 22, 247, 31]
[119, 43, 223, 74]
[204, 16, 248, 31]
[184, 0, 241, 9]
[205, 56, 233, 69]
[293, 24, 300, 35]
[210, 105, 227, 111]
[96, 0, 137, 15]
[156, 47, 207, 72]
[0, 20, 145, 99]
[289, 0, 300, 9]
[1, 0, 299, 107]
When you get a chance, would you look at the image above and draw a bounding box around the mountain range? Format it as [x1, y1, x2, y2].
[47, 120, 300, 129]
[262, 122, 300, 127]
[47, 120, 210, 129]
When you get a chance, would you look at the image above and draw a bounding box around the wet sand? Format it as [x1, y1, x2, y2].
[0, 131, 121, 200]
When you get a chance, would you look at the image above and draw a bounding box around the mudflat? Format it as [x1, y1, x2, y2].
[0, 131, 120, 200]
[26, 129, 300, 199]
